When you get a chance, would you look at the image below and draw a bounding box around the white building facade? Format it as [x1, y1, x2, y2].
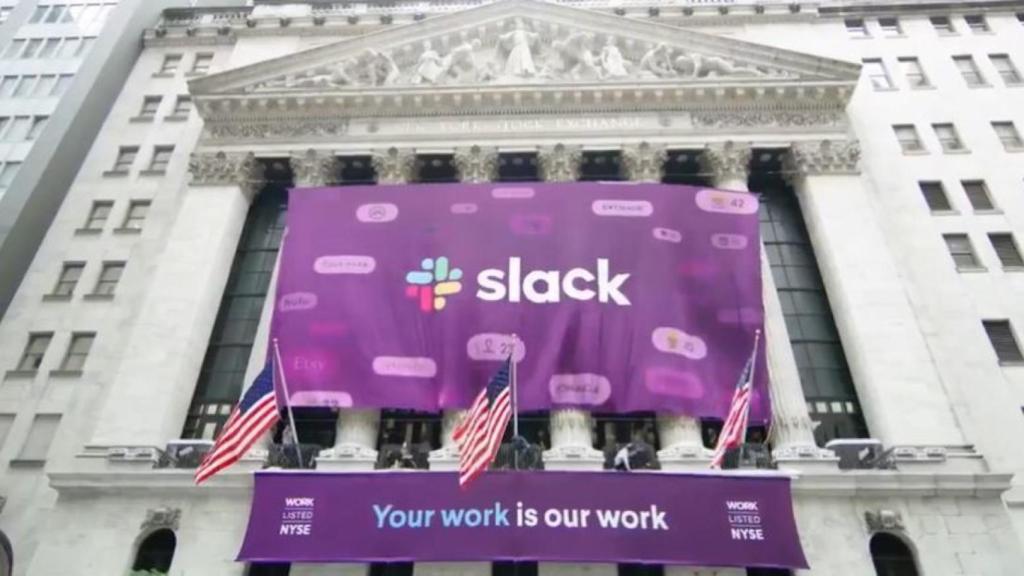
[1, 0, 1024, 574]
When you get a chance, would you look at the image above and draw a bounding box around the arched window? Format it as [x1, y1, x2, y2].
[132, 529, 176, 574]
[870, 533, 919, 576]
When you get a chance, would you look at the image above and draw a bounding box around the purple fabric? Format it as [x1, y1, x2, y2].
[272, 183, 766, 420]
[237, 470, 808, 569]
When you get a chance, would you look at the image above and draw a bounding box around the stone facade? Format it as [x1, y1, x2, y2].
[1, 0, 1024, 575]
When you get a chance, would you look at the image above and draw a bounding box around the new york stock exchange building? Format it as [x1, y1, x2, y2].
[2, 0, 1024, 575]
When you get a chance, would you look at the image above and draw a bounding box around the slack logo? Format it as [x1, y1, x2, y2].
[477, 257, 631, 305]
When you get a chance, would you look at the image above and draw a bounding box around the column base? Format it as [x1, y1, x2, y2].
[315, 444, 378, 471]
[428, 445, 460, 471]
[772, 443, 839, 472]
[657, 443, 712, 471]
[543, 445, 604, 471]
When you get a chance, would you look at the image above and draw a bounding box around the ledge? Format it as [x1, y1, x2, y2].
[128, 116, 155, 124]
[139, 169, 168, 177]
[3, 370, 37, 380]
[41, 293, 72, 302]
[82, 293, 114, 301]
[112, 227, 142, 235]
[164, 114, 190, 122]
[10, 459, 46, 469]
[73, 228, 102, 236]
[48, 369, 83, 378]
[102, 170, 129, 178]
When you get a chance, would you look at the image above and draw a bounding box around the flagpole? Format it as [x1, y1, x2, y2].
[272, 338, 304, 468]
[511, 333, 519, 470]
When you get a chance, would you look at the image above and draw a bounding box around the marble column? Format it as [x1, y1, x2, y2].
[623, 142, 709, 468]
[536, 143, 603, 470]
[784, 139, 966, 450]
[306, 149, 380, 471]
[702, 142, 832, 466]
[88, 151, 263, 455]
[429, 145, 497, 473]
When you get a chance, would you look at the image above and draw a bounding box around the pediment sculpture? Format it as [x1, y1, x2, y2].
[245, 17, 794, 92]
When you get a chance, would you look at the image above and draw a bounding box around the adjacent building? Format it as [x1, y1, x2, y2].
[1, 0, 1024, 574]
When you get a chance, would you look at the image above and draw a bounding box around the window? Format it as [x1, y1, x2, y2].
[845, 18, 869, 38]
[59, 333, 95, 372]
[943, 234, 982, 270]
[0, 162, 20, 188]
[122, 200, 150, 230]
[983, 320, 1024, 364]
[493, 563, 538, 576]
[0, 76, 16, 96]
[158, 54, 182, 75]
[953, 56, 986, 87]
[878, 17, 902, 36]
[83, 201, 113, 231]
[5, 116, 31, 141]
[21, 39, 42, 59]
[414, 154, 458, 183]
[146, 146, 174, 173]
[171, 95, 192, 117]
[26, 116, 48, 140]
[863, 59, 894, 90]
[964, 14, 989, 33]
[30, 6, 48, 23]
[989, 234, 1024, 268]
[34, 75, 57, 97]
[932, 123, 965, 152]
[92, 262, 124, 296]
[0, 116, 8, 136]
[618, 566, 664, 576]
[44, 5, 66, 23]
[248, 564, 291, 576]
[52, 262, 84, 297]
[579, 150, 624, 181]
[893, 125, 924, 152]
[870, 533, 920, 576]
[662, 149, 710, 186]
[990, 54, 1022, 85]
[16, 333, 52, 371]
[110, 146, 138, 173]
[370, 564, 413, 576]
[13, 76, 36, 97]
[191, 53, 214, 74]
[133, 529, 176, 574]
[57, 38, 79, 58]
[52, 74, 73, 96]
[0, 415, 14, 450]
[76, 37, 95, 57]
[3, 39, 26, 59]
[898, 57, 930, 88]
[37, 38, 60, 59]
[14, 414, 60, 463]
[992, 122, 1024, 150]
[497, 152, 540, 182]
[962, 180, 995, 211]
[138, 96, 162, 120]
[930, 16, 955, 34]
[919, 181, 951, 212]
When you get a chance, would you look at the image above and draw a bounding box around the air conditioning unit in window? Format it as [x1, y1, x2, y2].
[825, 438, 896, 470]
[158, 439, 214, 469]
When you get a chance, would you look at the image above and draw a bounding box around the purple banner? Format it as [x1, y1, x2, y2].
[272, 183, 766, 419]
[237, 471, 808, 569]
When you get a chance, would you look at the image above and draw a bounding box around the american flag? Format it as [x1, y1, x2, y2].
[194, 359, 280, 485]
[452, 359, 513, 488]
[710, 332, 761, 469]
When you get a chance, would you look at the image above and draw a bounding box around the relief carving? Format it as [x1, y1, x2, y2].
[785, 139, 861, 176]
[244, 17, 796, 92]
[141, 507, 181, 533]
[453, 145, 498, 183]
[538, 143, 582, 182]
[188, 151, 264, 194]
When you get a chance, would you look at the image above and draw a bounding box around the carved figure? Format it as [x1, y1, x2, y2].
[639, 43, 675, 78]
[499, 19, 539, 78]
[599, 37, 630, 78]
[673, 54, 699, 78]
[412, 40, 446, 84]
[367, 49, 400, 86]
[291, 58, 357, 88]
[691, 54, 765, 78]
[444, 38, 482, 83]
[553, 32, 603, 80]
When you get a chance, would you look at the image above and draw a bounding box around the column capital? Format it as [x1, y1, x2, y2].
[453, 145, 498, 183]
[290, 148, 339, 187]
[371, 147, 416, 184]
[784, 139, 861, 178]
[622, 141, 667, 182]
[188, 151, 264, 197]
[701, 141, 752, 186]
[538, 143, 582, 182]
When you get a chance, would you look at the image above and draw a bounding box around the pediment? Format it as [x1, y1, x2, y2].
[190, 0, 860, 97]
